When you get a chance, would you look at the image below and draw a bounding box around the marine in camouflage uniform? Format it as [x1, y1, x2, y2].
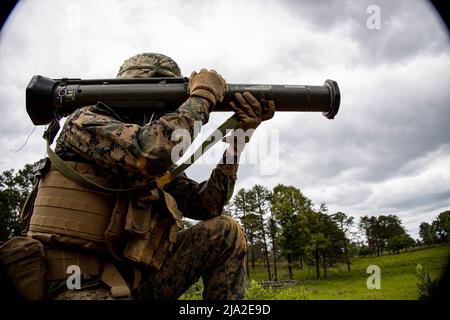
[43, 53, 274, 300]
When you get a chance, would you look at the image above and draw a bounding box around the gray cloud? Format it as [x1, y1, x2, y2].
[386, 190, 450, 211]
[0, 0, 449, 239]
[284, 0, 449, 65]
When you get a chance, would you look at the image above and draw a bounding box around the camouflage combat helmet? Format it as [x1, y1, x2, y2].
[117, 53, 182, 78]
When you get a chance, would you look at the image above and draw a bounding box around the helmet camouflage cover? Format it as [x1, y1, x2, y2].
[117, 53, 182, 78]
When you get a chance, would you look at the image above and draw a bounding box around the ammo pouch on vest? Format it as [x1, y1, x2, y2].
[121, 190, 182, 270]
[0, 237, 46, 300]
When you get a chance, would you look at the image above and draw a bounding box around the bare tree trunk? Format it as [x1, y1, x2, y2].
[269, 217, 278, 281]
[315, 248, 320, 279]
[251, 245, 255, 269]
[344, 239, 351, 272]
[272, 243, 278, 281]
[245, 250, 250, 279]
[241, 225, 251, 278]
[322, 251, 327, 279]
[299, 258, 303, 269]
[287, 252, 293, 280]
[246, 234, 255, 270]
[257, 206, 272, 281]
[262, 238, 272, 281]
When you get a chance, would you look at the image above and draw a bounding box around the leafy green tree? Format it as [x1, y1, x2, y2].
[0, 164, 34, 242]
[359, 215, 376, 255]
[418, 211, 450, 246]
[331, 211, 354, 271]
[231, 188, 258, 277]
[419, 222, 436, 245]
[388, 233, 415, 253]
[359, 214, 408, 256]
[379, 215, 406, 253]
[358, 244, 372, 257]
[310, 206, 346, 279]
[305, 231, 328, 279]
[248, 185, 273, 281]
[268, 207, 279, 281]
[432, 211, 450, 243]
[271, 184, 312, 280]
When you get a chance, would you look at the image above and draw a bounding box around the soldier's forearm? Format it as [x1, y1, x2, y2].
[176, 96, 211, 126]
[213, 150, 240, 207]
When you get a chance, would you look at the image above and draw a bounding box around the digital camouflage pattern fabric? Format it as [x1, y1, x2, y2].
[53, 215, 247, 300]
[136, 214, 247, 300]
[50, 53, 246, 299]
[55, 97, 210, 181]
[117, 52, 182, 79]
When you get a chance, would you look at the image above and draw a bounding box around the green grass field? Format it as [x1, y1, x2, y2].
[181, 245, 449, 300]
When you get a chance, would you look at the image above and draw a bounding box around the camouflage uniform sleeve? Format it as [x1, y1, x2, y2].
[165, 157, 238, 220]
[55, 97, 210, 180]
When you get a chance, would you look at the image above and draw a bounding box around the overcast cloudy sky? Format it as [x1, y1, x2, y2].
[0, 0, 449, 238]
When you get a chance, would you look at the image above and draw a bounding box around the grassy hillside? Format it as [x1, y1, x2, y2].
[250, 245, 449, 299]
[181, 245, 449, 300]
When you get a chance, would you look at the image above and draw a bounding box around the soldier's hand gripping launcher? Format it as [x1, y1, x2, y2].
[25, 75, 340, 125]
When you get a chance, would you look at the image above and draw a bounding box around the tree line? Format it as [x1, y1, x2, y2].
[419, 212, 450, 246]
[228, 184, 449, 281]
[0, 165, 33, 241]
[0, 165, 449, 281]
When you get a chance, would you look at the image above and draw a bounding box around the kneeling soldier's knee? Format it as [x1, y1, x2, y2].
[213, 215, 246, 250]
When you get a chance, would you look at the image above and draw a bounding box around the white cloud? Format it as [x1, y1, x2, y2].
[0, 0, 449, 239]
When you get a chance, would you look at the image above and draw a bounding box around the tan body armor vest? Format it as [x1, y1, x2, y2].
[28, 162, 182, 280]
[29, 162, 115, 246]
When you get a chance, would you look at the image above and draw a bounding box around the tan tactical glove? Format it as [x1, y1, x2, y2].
[189, 69, 227, 108]
[229, 92, 275, 131]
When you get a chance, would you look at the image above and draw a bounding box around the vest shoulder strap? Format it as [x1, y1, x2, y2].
[46, 115, 239, 192]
